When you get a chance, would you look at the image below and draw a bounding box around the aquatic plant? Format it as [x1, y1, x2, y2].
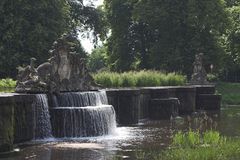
[131, 130, 240, 160]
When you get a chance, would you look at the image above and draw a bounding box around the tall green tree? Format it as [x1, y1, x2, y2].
[104, 0, 230, 76]
[104, 0, 137, 71]
[0, 0, 105, 78]
[0, 0, 71, 78]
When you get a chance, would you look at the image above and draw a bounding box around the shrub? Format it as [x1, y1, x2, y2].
[93, 70, 186, 88]
[207, 73, 219, 82]
[0, 78, 16, 88]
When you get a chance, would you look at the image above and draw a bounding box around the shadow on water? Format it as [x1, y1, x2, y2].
[1, 106, 240, 160]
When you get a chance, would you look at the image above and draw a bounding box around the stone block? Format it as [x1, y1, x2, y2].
[175, 86, 196, 114]
[149, 98, 179, 120]
[117, 89, 140, 125]
[195, 85, 215, 95]
[196, 94, 221, 110]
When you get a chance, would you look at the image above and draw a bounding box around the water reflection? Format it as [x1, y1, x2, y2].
[2, 106, 240, 160]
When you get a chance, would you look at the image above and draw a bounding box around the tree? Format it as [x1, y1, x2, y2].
[104, 0, 230, 76]
[104, 0, 137, 71]
[0, 0, 105, 78]
[0, 0, 70, 78]
[87, 46, 108, 72]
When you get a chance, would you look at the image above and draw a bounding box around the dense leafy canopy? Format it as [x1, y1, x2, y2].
[0, 0, 104, 78]
[1, 0, 240, 79]
[103, 0, 232, 76]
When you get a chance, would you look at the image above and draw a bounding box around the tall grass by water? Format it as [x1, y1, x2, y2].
[93, 70, 186, 88]
[132, 130, 240, 160]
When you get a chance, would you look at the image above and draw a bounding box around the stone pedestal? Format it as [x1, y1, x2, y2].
[0, 96, 14, 153]
[196, 94, 221, 110]
[149, 98, 179, 120]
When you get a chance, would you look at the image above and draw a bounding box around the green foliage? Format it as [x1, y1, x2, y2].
[0, 0, 71, 78]
[0, 0, 106, 78]
[93, 70, 186, 87]
[130, 130, 240, 160]
[104, 0, 230, 75]
[173, 130, 226, 148]
[0, 78, 16, 88]
[216, 82, 240, 105]
[207, 73, 219, 82]
[88, 46, 108, 72]
[104, 0, 136, 71]
[0, 78, 16, 92]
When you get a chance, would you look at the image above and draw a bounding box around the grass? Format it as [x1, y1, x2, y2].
[0, 78, 16, 92]
[133, 130, 240, 160]
[216, 82, 240, 105]
[92, 70, 186, 88]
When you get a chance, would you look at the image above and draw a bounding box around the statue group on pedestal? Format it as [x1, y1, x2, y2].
[16, 34, 98, 93]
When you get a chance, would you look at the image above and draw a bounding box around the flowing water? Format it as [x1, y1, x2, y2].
[1, 106, 240, 160]
[33, 94, 52, 139]
[51, 91, 116, 137]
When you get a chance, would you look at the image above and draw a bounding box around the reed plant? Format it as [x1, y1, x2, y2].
[131, 130, 240, 160]
[93, 70, 186, 88]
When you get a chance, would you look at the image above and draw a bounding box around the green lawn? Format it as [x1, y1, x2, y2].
[216, 82, 240, 105]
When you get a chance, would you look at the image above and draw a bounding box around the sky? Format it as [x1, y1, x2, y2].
[81, 0, 104, 53]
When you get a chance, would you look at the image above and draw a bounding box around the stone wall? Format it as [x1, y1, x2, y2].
[0, 95, 14, 152]
[14, 94, 35, 143]
[106, 85, 221, 125]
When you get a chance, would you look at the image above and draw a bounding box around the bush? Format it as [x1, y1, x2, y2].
[207, 74, 219, 82]
[93, 70, 186, 88]
[0, 78, 16, 88]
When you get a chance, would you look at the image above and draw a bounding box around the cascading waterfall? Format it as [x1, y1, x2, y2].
[51, 91, 117, 138]
[32, 94, 52, 139]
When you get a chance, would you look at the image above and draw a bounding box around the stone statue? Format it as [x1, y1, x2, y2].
[16, 58, 48, 92]
[190, 53, 208, 85]
[16, 33, 99, 93]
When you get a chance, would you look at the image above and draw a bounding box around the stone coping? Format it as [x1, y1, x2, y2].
[0, 85, 215, 97]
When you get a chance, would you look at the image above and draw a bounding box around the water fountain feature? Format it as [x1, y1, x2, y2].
[50, 91, 116, 137]
[32, 94, 53, 139]
[13, 34, 117, 139]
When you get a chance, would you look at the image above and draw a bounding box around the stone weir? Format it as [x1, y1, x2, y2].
[50, 91, 116, 138]
[106, 85, 221, 125]
[0, 91, 117, 153]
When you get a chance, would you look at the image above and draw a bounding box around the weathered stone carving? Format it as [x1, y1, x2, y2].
[190, 53, 209, 85]
[16, 58, 48, 92]
[16, 34, 98, 93]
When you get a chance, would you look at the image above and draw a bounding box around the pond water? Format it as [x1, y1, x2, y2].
[1, 106, 240, 160]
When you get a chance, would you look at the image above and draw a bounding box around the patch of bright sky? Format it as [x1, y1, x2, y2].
[80, 0, 104, 53]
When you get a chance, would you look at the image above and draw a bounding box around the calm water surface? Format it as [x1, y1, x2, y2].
[1, 106, 240, 160]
